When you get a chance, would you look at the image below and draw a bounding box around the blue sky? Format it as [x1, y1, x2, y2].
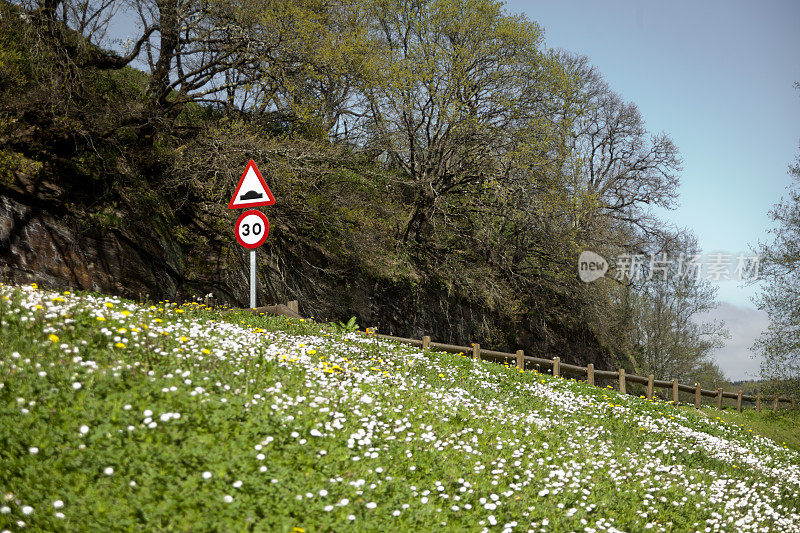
[505, 0, 800, 379]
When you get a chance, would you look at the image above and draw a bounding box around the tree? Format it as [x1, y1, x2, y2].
[752, 121, 800, 394]
[11, 0, 358, 133]
[623, 234, 729, 383]
[11, 0, 159, 69]
[352, 0, 569, 243]
[554, 52, 682, 251]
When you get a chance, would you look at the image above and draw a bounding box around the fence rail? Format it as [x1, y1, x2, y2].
[363, 329, 797, 413]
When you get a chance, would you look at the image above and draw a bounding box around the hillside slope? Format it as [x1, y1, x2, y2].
[0, 283, 798, 532]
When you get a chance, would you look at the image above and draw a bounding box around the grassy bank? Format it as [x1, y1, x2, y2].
[699, 406, 800, 454]
[0, 283, 798, 532]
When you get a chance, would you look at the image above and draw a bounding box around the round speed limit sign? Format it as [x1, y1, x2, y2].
[234, 209, 270, 249]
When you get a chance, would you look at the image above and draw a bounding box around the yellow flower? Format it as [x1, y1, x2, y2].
[201, 349, 211, 355]
[439, 373, 445, 378]
[115, 342, 126, 348]
[105, 303, 114, 308]
[48, 334, 59, 343]
[308, 349, 317, 355]
[292, 528, 305, 533]
[154, 318, 162, 323]
[180, 336, 189, 342]
[176, 309, 184, 314]
[118, 328, 127, 334]
[121, 311, 131, 317]
[96, 316, 106, 321]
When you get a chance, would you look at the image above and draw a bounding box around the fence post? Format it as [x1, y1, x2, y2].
[737, 390, 743, 413]
[552, 357, 560, 377]
[647, 375, 654, 400]
[587, 363, 594, 386]
[288, 300, 299, 314]
[694, 383, 701, 409]
[756, 391, 761, 412]
[672, 379, 679, 406]
[618, 368, 626, 395]
[472, 343, 480, 361]
[773, 396, 778, 412]
[717, 388, 722, 410]
[422, 336, 430, 350]
[516, 350, 524, 370]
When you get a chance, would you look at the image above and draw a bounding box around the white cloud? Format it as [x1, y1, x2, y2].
[696, 302, 769, 381]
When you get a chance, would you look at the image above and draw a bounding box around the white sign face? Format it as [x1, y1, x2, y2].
[235, 210, 270, 249]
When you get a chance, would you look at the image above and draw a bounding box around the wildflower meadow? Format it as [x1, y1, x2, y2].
[0, 283, 798, 532]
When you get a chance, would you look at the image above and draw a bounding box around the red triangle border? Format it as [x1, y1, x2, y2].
[228, 159, 276, 209]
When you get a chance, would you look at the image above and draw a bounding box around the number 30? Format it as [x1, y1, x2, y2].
[241, 222, 262, 237]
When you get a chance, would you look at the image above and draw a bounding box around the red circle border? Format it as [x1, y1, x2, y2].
[234, 210, 270, 249]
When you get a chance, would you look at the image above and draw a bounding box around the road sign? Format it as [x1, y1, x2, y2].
[228, 159, 276, 209]
[234, 210, 270, 249]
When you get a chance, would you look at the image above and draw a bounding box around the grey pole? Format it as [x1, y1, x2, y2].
[250, 249, 256, 308]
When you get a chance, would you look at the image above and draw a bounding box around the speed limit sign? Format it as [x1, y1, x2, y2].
[234, 210, 270, 249]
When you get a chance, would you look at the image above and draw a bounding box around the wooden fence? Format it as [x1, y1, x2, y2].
[365, 329, 797, 413]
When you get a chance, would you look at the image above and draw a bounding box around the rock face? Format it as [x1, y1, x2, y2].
[0, 193, 181, 301]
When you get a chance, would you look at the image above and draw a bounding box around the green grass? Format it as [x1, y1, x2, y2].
[699, 406, 800, 453]
[1, 283, 799, 532]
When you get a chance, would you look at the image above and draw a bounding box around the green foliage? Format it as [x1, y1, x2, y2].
[0, 3, 35, 94]
[333, 316, 360, 334]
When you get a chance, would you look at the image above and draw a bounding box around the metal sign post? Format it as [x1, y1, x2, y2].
[250, 249, 256, 308]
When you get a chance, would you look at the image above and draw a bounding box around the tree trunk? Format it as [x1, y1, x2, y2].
[148, 0, 180, 109]
[402, 187, 435, 244]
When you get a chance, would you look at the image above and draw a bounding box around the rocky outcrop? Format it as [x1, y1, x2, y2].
[0, 193, 181, 300]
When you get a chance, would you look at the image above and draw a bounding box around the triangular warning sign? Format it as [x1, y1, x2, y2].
[228, 160, 276, 209]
